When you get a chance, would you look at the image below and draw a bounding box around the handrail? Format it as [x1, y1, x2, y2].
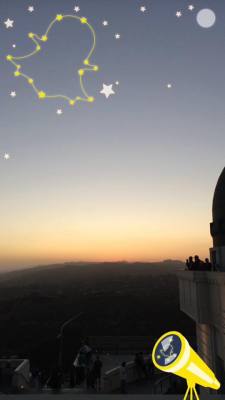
[14, 359, 29, 374]
[105, 360, 134, 377]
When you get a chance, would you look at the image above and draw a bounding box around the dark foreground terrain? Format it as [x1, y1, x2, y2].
[0, 261, 195, 371]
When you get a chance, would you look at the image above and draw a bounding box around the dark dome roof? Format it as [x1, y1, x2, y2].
[210, 168, 225, 246]
[213, 168, 225, 220]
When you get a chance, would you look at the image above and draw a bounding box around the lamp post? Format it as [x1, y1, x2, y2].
[57, 312, 83, 369]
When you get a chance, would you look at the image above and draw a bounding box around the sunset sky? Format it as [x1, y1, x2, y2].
[1, 0, 225, 270]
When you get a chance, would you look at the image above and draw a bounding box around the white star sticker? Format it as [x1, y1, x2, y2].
[57, 109, 63, 115]
[115, 81, 119, 86]
[140, 6, 147, 13]
[10, 91, 16, 98]
[100, 84, 115, 99]
[176, 11, 182, 18]
[167, 83, 172, 89]
[74, 6, 80, 13]
[28, 6, 34, 12]
[4, 153, 10, 160]
[115, 33, 121, 39]
[12, 44, 16, 48]
[4, 18, 14, 29]
[102, 20, 108, 26]
[188, 5, 195, 11]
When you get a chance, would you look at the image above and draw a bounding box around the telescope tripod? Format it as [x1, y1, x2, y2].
[183, 383, 200, 400]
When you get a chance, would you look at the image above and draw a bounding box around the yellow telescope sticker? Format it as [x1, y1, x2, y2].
[152, 331, 220, 400]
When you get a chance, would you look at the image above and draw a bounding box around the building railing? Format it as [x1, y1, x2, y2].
[103, 360, 137, 392]
[178, 271, 225, 324]
[103, 358, 173, 394]
[178, 271, 209, 323]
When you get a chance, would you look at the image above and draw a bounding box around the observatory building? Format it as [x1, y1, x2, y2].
[178, 167, 225, 393]
[210, 167, 225, 269]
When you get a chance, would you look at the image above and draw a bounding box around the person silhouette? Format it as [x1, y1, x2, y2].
[205, 258, 212, 271]
[92, 355, 103, 391]
[120, 362, 127, 394]
[193, 255, 204, 271]
[48, 366, 62, 393]
[186, 256, 194, 271]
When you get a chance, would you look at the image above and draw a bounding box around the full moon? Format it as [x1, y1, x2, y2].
[197, 9, 216, 28]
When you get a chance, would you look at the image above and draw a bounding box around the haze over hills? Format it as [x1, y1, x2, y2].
[0, 259, 184, 274]
[0, 261, 194, 372]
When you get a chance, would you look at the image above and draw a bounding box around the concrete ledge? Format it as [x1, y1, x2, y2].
[103, 360, 139, 392]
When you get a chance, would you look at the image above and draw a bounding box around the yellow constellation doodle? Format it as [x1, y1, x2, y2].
[6, 14, 99, 106]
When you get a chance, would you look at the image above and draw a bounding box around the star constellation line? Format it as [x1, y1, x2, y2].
[6, 14, 99, 106]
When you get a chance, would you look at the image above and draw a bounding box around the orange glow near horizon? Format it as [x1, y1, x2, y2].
[0, 165, 215, 271]
[0, 202, 212, 269]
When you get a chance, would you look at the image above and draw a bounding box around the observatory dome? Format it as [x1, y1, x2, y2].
[211, 168, 225, 247]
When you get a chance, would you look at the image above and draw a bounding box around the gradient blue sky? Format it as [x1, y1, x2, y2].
[1, 0, 225, 270]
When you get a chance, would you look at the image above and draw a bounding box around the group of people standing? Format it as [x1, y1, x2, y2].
[48, 340, 103, 393]
[72, 341, 103, 392]
[186, 255, 212, 271]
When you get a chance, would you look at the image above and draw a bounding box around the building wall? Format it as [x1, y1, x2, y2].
[210, 246, 225, 270]
[178, 271, 225, 393]
[197, 324, 214, 369]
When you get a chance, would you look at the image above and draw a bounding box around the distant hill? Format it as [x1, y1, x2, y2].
[0, 260, 184, 285]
